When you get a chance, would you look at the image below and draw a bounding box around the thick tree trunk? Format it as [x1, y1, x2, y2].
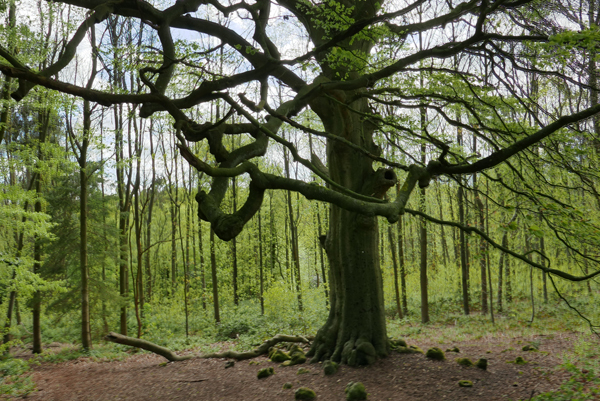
[306, 89, 395, 366]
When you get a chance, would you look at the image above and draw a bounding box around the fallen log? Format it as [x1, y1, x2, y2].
[105, 332, 311, 362]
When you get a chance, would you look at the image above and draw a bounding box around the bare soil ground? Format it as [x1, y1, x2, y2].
[20, 332, 592, 400]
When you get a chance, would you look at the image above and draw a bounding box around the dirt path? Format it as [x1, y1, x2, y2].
[24, 333, 585, 400]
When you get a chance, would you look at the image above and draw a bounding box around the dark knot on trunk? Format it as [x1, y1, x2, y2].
[362, 168, 397, 199]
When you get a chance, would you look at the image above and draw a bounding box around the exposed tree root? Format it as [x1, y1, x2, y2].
[105, 332, 311, 362]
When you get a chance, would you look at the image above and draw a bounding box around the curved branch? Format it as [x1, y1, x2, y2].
[405, 208, 600, 282]
[105, 332, 310, 362]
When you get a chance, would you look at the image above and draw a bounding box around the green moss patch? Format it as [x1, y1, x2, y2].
[283, 382, 293, 389]
[280, 345, 307, 366]
[394, 345, 424, 354]
[390, 339, 407, 348]
[257, 367, 274, 379]
[323, 360, 339, 376]
[446, 346, 460, 353]
[345, 382, 368, 400]
[425, 347, 446, 361]
[294, 387, 316, 400]
[475, 358, 487, 370]
[456, 357, 474, 367]
[297, 367, 310, 375]
[458, 380, 473, 387]
[269, 348, 291, 363]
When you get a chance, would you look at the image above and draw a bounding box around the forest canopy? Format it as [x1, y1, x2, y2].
[0, 0, 600, 369]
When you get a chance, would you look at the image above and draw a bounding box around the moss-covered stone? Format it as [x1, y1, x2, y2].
[270, 349, 291, 363]
[355, 339, 377, 366]
[297, 367, 310, 375]
[390, 339, 407, 348]
[323, 360, 339, 376]
[522, 344, 538, 352]
[458, 380, 473, 387]
[283, 382, 293, 389]
[475, 358, 487, 370]
[257, 367, 274, 379]
[456, 357, 474, 367]
[446, 346, 460, 353]
[425, 347, 446, 361]
[345, 381, 367, 401]
[514, 356, 527, 365]
[280, 345, 307, 366]
[294, 387, 316, 400]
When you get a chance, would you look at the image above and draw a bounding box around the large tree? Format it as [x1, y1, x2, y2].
[2, 0, 600, 365]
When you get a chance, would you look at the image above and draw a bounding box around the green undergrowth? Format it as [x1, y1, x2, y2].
[386, 296, 597, 345]
[531, 335, 600, 400]
[5, 288, 599, 397]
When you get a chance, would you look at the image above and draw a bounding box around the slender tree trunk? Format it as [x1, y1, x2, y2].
[457, 139, 469, 314]
[199, 220, 207, 310]
[497, 234, 507, 312]
[397, 215, 408, 316]
[387, 224, 403, 319]
[473, 137, 488, 315]
[283, 147, 303, 310]
[419, 109, 429, 323]
[79, 109, 92, 350]
[210, 227, 220, 323]
[505, 233, 513, 304]
[32, 108, 50, 354]
[316, 202, 328, 307]
[258, 207, 264, 315]
[232, 176, 239, 305]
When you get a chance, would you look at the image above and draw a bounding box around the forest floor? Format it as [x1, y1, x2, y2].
[16, 329, 597, 400]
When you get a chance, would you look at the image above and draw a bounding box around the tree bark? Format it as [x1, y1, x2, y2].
[306, 90, 396, 366]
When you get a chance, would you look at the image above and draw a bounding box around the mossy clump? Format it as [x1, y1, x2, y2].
[345, 381, 367, 401]
[425, 347, 446, 361]
[514, 356, 527, 365]
[475, 358, 487, 370]
[257, 367, 274, 379]
[248, 360, 261, 365]
[458, 380, 473, 387]
[283, 382, 293, 389]
[323, 360, 339, 376]
[395, 345, 424, 355]
[456, 357, 474, 367]
[347, 338, 377, 366]
[390, 339, 407, 348]
[522, 344, 538, 352]
[297, 367, 310, 375]
[281, 344, 307, 366]
[294, 387, 316, 400]
[446, 346, 460, 353]
[270, 348, 291, 363]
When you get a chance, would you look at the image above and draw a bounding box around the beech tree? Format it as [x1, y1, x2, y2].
[2, 0, 600, 366]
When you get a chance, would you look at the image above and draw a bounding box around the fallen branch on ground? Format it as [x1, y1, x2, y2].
[105, 332, 312, 362]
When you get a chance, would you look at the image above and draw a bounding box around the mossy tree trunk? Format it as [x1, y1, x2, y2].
[307, 91, 396, 366]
